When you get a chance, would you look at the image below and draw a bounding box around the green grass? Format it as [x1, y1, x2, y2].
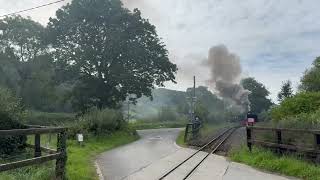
[176, 130, 186, 147]
[230, 146, 320, 180]
[66, 131, 138, 180]
[0, 131, 139, 180]
[129, 120, 187, 130]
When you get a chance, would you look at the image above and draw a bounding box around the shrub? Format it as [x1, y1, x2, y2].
[271, 92, 320, 121]
[274, 109, 320, 129]
[69, 108, 127, 137]
[25, 111, 75, 126]
[0, 87, 27, 156]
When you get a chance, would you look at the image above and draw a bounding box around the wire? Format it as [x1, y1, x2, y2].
[0, 0, 65, 18]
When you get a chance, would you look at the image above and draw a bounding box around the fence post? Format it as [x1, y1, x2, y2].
[246, 127, 252, 152]
[34, 134, 41, 157]
[184, 124, 190, 142]
[276, 130, 282, 154]
[56, 130, 67, 180]
[314, 134, 320, 163]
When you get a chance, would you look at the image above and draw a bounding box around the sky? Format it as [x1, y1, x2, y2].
[1, 0, 320, 102]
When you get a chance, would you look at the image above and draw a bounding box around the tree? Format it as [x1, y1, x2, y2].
[277, 80, 293, 102]
[48, 0, 177, 111]
[0, 16, 71, 112]
[300, 57, 320, 92]
[241, 77, 273, 114]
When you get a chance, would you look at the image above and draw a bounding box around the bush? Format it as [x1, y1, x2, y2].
[271, 92, 320, 121]
[69, 108, 127, 137]
[274, 109, 320, 129]
[25, 111, 75, 126]
[0, 87, 27, 156]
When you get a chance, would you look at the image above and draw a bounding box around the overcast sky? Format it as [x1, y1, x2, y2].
[1, 0, 320, 102]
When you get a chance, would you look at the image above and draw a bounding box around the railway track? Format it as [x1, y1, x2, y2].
[159, 126, 240, 180]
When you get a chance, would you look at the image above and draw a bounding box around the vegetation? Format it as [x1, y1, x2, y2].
[129, 120, 187, 130]
[66, 131, 138, 180]
[277, 80, 294, 103]
[241, 77, 273, 115]
[0, 131, 138, 180]
[0, 87, 27, 156]
[48, 0, 177, 112]
[230, 147, 320, 180]
[271, 92, 320, 122]
[300, 57, 320, 92]
[69, 108, 127, 136]
[176, 130, 186, 147]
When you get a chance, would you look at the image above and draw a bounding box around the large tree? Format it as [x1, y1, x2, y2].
[241, 77, 273, 114]
[300, 57, 320, 92]
[48, 0, 177, 111]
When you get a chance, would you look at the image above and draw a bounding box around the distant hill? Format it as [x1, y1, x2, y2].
[130, 86, 227, 121]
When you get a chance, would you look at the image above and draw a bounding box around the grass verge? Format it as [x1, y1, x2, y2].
[230, 146, 320, 180]
[176, 130, 186, 147]
[0, 131, 139, 180]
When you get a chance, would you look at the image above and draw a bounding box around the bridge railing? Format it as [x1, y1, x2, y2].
[0, 126, 67, 180]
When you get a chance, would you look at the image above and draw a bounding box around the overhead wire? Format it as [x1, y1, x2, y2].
[0, 0, 65, 18]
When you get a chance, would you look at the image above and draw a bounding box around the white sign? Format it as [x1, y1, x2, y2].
[248, 118, 255, 123]
[77, 134, 84, 142]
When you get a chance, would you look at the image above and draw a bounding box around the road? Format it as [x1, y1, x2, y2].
[97, 128, 296, 180]
[96, 128, 182, 180]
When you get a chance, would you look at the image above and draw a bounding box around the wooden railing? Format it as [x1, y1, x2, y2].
[246, 126, 320, 161]
[0, 126, 67, 180]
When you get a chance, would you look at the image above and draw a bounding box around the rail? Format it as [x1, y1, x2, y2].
[246, 126, 320, 160]
[0, 126, 67, 180]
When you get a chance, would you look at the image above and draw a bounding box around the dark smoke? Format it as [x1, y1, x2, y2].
[205, 45, 250, 112]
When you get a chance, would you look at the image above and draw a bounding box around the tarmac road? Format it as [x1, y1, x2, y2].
[96, 128, 182, 180]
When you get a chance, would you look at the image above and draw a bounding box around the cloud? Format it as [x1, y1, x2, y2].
[1, 0, 320, 102]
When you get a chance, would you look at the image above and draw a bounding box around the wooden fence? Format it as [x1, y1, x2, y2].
[0, 126, 67, 180]
[246, 126, 320, 161]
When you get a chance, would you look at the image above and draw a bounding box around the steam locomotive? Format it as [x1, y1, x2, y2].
[241, 112, 258, 126]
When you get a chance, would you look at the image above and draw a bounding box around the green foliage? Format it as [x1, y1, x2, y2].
[0, 163, 55, 180]
[230, 147, 320, 180]
[300, 57, 320, 92]
[0, 16, 72, 112]
[241, 77, 273, 114]
[69, 108, 127, 136]
[129, 120, 187, 130]
[271, 92, 320, 121]
[274, 109, 320, 129]
[48, 0, 177, 111]
[277, 80, 293, 102]
[0, 87, 27, 156]
[1, 131, 138, 180]
[194, 102, 209, 122]
[25, 111, 75, 126]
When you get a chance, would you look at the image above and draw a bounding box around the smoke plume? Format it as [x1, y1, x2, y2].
[205, 45, 250, 112]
